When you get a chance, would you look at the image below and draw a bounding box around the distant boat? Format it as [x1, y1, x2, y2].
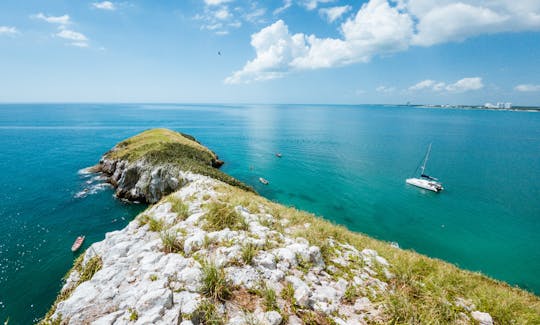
[71, 236, 85, 252]
[406, 144, 443, 193]
[259, 177, 269, 185]
[275, 153, 282, 158]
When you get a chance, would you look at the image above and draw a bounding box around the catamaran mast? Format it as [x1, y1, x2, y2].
[420, 143, 432, 175]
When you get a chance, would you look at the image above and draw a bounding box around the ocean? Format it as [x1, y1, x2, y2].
[0, 104, 538, 323]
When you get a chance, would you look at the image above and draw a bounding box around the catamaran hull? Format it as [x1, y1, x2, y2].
[406, 178, 443, 192]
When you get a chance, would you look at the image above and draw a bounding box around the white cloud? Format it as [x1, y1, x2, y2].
[215, 8, 230, 20]
[319, 5, 351, 23]
[227, 0, 413, 83]
[274, 0, 292, 15]
[409, 79, 436, 90]
[302, 0, 335, 11]
[0, 26, 18, 36]
[515, 84, 540, 92]
[411, 3, 507, 46]
[409, 77, 484, 93]
[92, 1, 116, 11]
[33, 13, 71, 25]
[56, 29, 88, 41]
[227, 0, 540, 84]
[445, 77, 483, 92]
[204, 0, 233, 6]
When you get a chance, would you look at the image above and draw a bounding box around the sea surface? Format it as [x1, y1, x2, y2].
[0, 104, 539, 323]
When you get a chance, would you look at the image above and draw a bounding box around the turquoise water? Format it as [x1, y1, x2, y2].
[0, 104, 539, 323]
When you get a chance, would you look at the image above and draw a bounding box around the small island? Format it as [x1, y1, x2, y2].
[41, 129, 539, 324]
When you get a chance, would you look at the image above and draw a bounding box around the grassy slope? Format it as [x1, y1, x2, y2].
[105, 128, 253, 192]
[215, 184, 540, 324]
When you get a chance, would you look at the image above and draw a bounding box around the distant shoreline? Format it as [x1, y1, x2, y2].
[405, 104, 540, 112]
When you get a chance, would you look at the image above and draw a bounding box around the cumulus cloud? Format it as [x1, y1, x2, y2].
[515, 84, 540, 92]
[227, 0, 413, 83]
[409, 77, 483, 93]
[92, 1, 116, 11]
[0, 26, 18, 36]
[33, 13, 71, 25]
[227, 0, 540, 83]
[319, 5, 352, 23]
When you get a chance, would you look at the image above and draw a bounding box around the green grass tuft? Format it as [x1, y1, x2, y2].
[203, 202, 248, 232]
[166, 196, 190, 220]
[241, 243, 258, 265]
[200, 260, 232, 302]
[160, 230, 183, 254]
[148, 217, 165, 232]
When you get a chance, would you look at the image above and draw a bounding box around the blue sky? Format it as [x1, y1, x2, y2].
[0, 0, 539, 105]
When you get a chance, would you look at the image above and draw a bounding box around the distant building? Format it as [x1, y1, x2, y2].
[484, 102, 512, 109]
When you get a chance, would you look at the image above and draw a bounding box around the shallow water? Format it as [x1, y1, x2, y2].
[0, 104, 538, 323]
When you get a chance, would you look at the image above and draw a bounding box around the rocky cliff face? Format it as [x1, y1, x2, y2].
[92, 129, 244, 204]
[98, 157, 188, 203]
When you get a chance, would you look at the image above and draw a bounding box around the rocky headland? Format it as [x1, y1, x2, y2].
[40, 129, 540, 325]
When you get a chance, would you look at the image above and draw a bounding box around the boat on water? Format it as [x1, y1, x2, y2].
[71, 236, 85, 252]
[275, 153, 282, 158]
[259, 177, 269, 185]
[406, 144, 443, 193]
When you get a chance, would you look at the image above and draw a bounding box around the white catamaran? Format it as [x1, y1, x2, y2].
[406, 143, 444, 193]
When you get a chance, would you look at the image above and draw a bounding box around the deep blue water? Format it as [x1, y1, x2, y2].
[0, 104, 539, 323]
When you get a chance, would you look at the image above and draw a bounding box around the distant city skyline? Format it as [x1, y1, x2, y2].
[1, 0, 540, 105]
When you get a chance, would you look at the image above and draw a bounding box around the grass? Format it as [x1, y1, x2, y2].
[104, 129, 253, 192]
[166, 196, 190, 220]
[203, 201, 248, 232]
[200, 260, 232, 302]
[160, 230, 183, 254]
[149, 217, 165, 232]
[213, 183, 540, 324]
[241, 243, 258, 265]
[192, 299, 224, 325]
[262, 286, 279, 312]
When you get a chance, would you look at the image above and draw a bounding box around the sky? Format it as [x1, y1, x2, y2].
[0, 0, 539, 105]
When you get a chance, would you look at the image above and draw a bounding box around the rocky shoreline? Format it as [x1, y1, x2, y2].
[39, 129, 539, 325]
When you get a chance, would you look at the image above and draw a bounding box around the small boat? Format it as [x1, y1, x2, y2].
[71, 236, 85, 252]
[259, 177, 269, 185]
[275, 153, 282, 158]
[406, 143, 443, 193]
